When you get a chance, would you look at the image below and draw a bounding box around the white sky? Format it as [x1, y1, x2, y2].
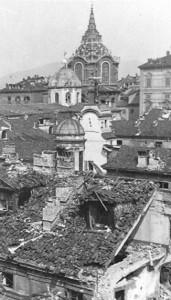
[0, 0, 171, 77]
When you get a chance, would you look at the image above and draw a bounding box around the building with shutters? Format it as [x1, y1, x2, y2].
[139, 51, 171, 114]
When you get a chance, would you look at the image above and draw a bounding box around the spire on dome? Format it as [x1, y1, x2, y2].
[88, 4, 96, 31]
[82, 4, 100, 39]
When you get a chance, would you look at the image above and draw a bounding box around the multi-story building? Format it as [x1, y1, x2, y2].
[102, 108, 171, 152]
[139, 51, 171, 114]
[0, 75, 49, 104]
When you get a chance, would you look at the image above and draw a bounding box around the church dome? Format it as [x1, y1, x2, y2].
[49, 68, 81, 87]
[55, 119, 85, 136]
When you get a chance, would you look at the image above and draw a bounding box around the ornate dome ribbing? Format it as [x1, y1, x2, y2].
[55, 119, 85, 136]
[49, 68, 81, 87]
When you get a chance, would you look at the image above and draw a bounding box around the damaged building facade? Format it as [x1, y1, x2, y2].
[55, 118, 86, 174]
[0, 174, 171, 299]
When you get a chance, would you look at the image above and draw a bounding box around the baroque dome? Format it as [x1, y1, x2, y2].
[55, 119, 85, 136]
[49, 68, 81, 87]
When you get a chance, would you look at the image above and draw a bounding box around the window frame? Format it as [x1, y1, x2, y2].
[2, 272, 14, 289]
[155, 141, 162, 148]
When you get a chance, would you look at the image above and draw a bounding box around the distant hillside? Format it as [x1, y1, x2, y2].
[0, 62, 62, 89]
[0, 59, 141, 89]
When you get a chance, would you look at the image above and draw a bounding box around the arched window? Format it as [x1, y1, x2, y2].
[23, 96, 30, 103]
[74, 63, 83, 82]
[2, 130, 7, 139]
[55, 93, 59, 103]
[101, 62, 110, 84]
[66, 92, 71, 104]
[77, 92, 79, 103]
[49, 126, 53, 134]
[15, 96, 21, 103]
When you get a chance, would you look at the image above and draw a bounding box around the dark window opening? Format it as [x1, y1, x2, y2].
[7, 96, 11, 104]
[66, 289, 83, 300]
[24, 96, 30, 103]
[130, 108, 134, 113]
[88, 202, 114, 230]
[100, 99, 106, 104]
[115, 290, 125, 300]
[158, 182, 169, 189]
[79, 151, 83, 171]
[138, 149, 148, 156]
[88, 161, 94, 171]
[117, 140, 122, 146]
[49, 126, 53, 134]
[39, 118, 44, 125]
[55, 93, 59, 103]
[57, 147, 73, 158]
[155, 141, 162, 148]
[114, 253, 127, 264]
[160, 266, 171, 285]
[2, 272, 13, 288]
[111, 97, 115, 104]
[77, 92, 79, 103]
[18, 188, 31, 207]
[2, 131, 7, 139]
[66, 92, 71, 104]
[15, 96, 21, 103]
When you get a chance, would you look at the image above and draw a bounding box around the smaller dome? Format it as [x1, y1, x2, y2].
[49, 68, 81, 87]
[55, 119, 85, 136]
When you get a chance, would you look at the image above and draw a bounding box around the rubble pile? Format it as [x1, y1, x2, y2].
[125, 241, 164, 262]
[80, 178, 155, 204]
[7, 177, 155, 281]
[0, 172, 83, 260]
[159, 284, 171, 300]
[5, 170, 47, 189]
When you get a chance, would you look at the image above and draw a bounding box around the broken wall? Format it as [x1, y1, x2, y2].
[43, 197, 60, 231]
[125, 265, 160, 299]
[33, 151, 56, 174]
[95, 259, 161, 300]
[0, 259, 93, 299]
[133, 194, 170, 246]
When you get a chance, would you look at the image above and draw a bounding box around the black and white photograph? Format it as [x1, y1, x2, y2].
[0, 0, 171, 299]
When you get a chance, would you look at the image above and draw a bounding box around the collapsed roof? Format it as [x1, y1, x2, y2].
[0, 174, 155, 286]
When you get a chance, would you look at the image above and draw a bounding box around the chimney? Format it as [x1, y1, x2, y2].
[137, 149, 149, 168]
[43, 197, 60, 231]
[166, 51, 170, 56]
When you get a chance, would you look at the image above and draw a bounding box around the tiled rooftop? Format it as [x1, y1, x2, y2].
[0, 116, 56, 160]
[0, 103, 68, 117]
[102, 145, 171, 175]
[103, 108, 171, 139]
[139, 52, 171, 69]
[0, 76, 48, 93]
[0, 175, 155, 280]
